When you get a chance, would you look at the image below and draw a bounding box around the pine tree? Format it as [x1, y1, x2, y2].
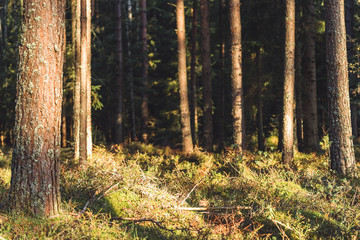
[8, 0, 66, 216]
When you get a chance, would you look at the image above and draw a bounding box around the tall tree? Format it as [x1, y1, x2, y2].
[140, 0, 149, 142]
[176, 0, 193, 153]
[126, 0, 136, 141]
[345, 0, 358, 140]
[282, 0, 295, 165]
[79, 0, 92, 161]
[72, 0, 81, 160]
[217, 0, 226, 150]
[115, 0, 124, 144]
[325, 0, 356, 176]
[8, 0, 65, 216]
[229, 0, 245, 152]
[302, 0, 319, 152]
[190, 0, 198, 145]
[200, 0, 213, 151]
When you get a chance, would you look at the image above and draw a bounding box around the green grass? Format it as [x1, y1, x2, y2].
[0, 144, 360, 239]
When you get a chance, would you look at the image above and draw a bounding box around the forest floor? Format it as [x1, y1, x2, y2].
[0, 143, 360, 239]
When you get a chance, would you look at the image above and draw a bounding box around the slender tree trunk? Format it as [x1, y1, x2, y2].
[295, 39, 303, 151]
[72, 0, 81, 161]
[62, 94, 67, 148]
[140, 0, 149, 143]
[200, 0, 213, 151]
[177, 0, 193, 154]
[302, 0, 319, 152]
[325, 0, 356, 176]
[282, 0, 295, 165]
[115, 0, 124, 144]
[218, 0, 226, 150]
[229, 0, 244, 152]
[257, 48, 265, 151]
[80, 0, 92, 162]
[8, 0, 65, 216]
[126, 0, 136, 141]
[190, 0, 198, 146]
[345, 0, 358, 139]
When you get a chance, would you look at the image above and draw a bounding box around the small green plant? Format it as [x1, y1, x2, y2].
[320, 134, 331, 156]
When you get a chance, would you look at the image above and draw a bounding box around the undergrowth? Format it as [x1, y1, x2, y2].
[0, 143, 359, 239]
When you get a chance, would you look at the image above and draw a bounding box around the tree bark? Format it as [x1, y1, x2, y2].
[200, 0, 213, 151]
[302, 0, 319, 152]
[140, 0, 149, 143]
[61, 93, 67, 148]
[115, 0, 124, 144]
[282, 0, 295, 165]
[8, 0, 65, 216]
[79, 0, 92, 162]
[126, 0, 136, 141]
[325, 0, 356, 176]
[257, 48, 265, 151]
[345, 0, 358, 139]
[217, 0, 226, 150]
[177, 0, 193, 154]
[72, 0, 81, 161]
[190, 0, 198, 146]
[229, 0, 244, 152]
[295, 38, 303, 151]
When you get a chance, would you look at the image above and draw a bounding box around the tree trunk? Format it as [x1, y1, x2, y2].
[217, 0, 226, 150]
[200, 0, 213, 151]
[79, 0, 92, 162]
[115, 0, 124, 144]
[126, 0, 136, 141]
[257, 48, 265, 151]
[177, 0, 193, 154]
[8, 0, 65, 216]
[72, 0, 81, 161]
[61, 93, 67, 148]
[302, 0, 319, 152]
[140, 0, 149, 143]
[325, 0, 356, 176]
[282, 0, 295, 165]
[229, 0, 244, 152]
[295, 38, 303, 151]
[345, 0, 358, 139]
[85, 0, 92, 159]
[190, 0, 198, 146]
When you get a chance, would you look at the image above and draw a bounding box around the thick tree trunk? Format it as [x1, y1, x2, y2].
[115, 0, 124, 144]
[126, 0, 136, 141]
[177, 0, 193, 154]
[8, 0, 65, 216]
[190, 0, 198, 146]
[345, 0, 358, 139]
[325, 0, 356, 176]
[140, 0, 149, 143]
[200, 0, 213, 151]
[229, 0, 244, 152]
[282, 0, 295, 165]
[302, 0, 319, 152]
[72, 0, 81, 161]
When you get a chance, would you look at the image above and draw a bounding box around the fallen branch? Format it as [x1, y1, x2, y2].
[178, 177, 206, 207]
[176, 206, 251, 211]
[111, 217, 174, 232]
[77, 182, 120, 216]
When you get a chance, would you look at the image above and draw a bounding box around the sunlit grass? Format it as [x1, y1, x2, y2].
[0, 143, 359, 239]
